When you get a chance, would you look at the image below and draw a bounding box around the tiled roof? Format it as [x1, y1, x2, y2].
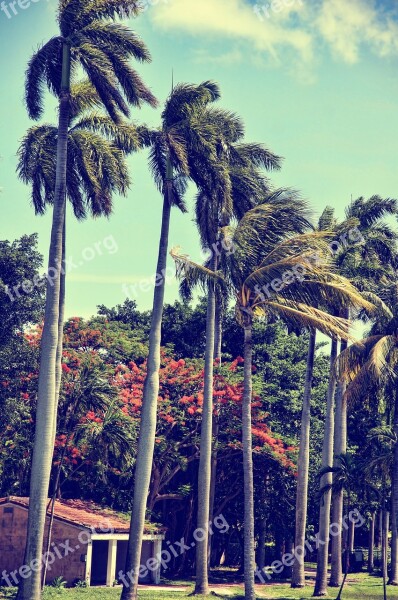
[0, 497, 164, 536]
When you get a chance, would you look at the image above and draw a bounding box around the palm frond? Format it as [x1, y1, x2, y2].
[71, 114, 142, 152]
[25, 38, 63, 119]
[170, 247, 225, 292]
[261, 299, 351, 340]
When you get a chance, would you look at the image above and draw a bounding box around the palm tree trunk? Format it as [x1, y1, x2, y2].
[330, 337, 348, 588]
[194, 258, 217, 595]
[336, 493, 351, 600]
[389, 390, 398, 585]
[121, 191, 172, 600]
[242, 322, 256, 600]
[368, 512, 375, 573]
[382, 503, 388, 600]
[313, 338, 338, 597]
[214, 299, 223, 362]
[348, 517, 355, 553]
[17, 42, 70, 600]
[53, 215, 66, 443]
[42, 217, 66, 589]
[256, 518, 267, 572]
[292, 330, 317, 588]
[208, 300, 223, 566]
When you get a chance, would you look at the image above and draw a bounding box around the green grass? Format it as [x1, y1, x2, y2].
[1, 574, 397, 599]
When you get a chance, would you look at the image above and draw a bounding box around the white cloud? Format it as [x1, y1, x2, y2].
[146, 0, 398, 70]
[149, 0, 314, 63]
[317, 0, 398, 64]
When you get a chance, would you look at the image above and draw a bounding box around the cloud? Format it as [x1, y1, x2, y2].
[317, 0, 398, 63]
[146, 0, 398, 70]
[149, 0, 313, 63]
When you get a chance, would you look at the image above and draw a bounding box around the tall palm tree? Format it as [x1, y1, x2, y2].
[330, 195, 397, 588]
[312, 206, 375, 596]
[338, 279, 398, 587]
[172, 203, 371, 600]
[18, 77, 142, 461]
[291, 208, 373, 590]
[18, 81, 142, 587]
[121, 82, 240, 600]
[192, 144, 280, 593]
[19, 3, 155, 596]
[294, 207, 337, 591]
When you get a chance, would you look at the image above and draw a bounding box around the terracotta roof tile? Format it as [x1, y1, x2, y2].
[0, 497, 165, 536]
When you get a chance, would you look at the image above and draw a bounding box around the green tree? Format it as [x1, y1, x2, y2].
[172, 203, 364, 600]
[0, 235, 45, 344]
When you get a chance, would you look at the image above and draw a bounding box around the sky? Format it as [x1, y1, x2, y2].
[0, 0, 398, 319]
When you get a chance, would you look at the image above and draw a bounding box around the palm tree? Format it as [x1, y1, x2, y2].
[291, 208, 373, 590]
[312, 206, 378, 596]
[191, 143, 280, 593]
[121, 81, 242, 600]
[362, 428, 394, 600]
[329, 195, 397, 588]
[18, 83, 143, 588]
[338, 283, 398, 587]
[19, 3, 155, 596]
[172, 203, 370, 600]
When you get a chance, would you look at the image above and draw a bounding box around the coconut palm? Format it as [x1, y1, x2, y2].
[121, 81, 245, 600]
[20, 19, 153, 588]
[329, 196, 397, 588]
[172, 202, 371, 600]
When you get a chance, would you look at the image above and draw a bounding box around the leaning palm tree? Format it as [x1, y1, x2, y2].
[121, 82, 241, 600]
[172, 203, 371, 600]
[19, 3, 155, 597]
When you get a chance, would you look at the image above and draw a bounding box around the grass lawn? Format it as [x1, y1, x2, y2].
[1, 573, 397, 599]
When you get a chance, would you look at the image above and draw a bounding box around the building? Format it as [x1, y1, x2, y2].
[0, 497, 165, 587]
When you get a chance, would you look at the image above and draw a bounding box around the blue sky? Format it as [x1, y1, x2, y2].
[0, 0, 397, 318]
